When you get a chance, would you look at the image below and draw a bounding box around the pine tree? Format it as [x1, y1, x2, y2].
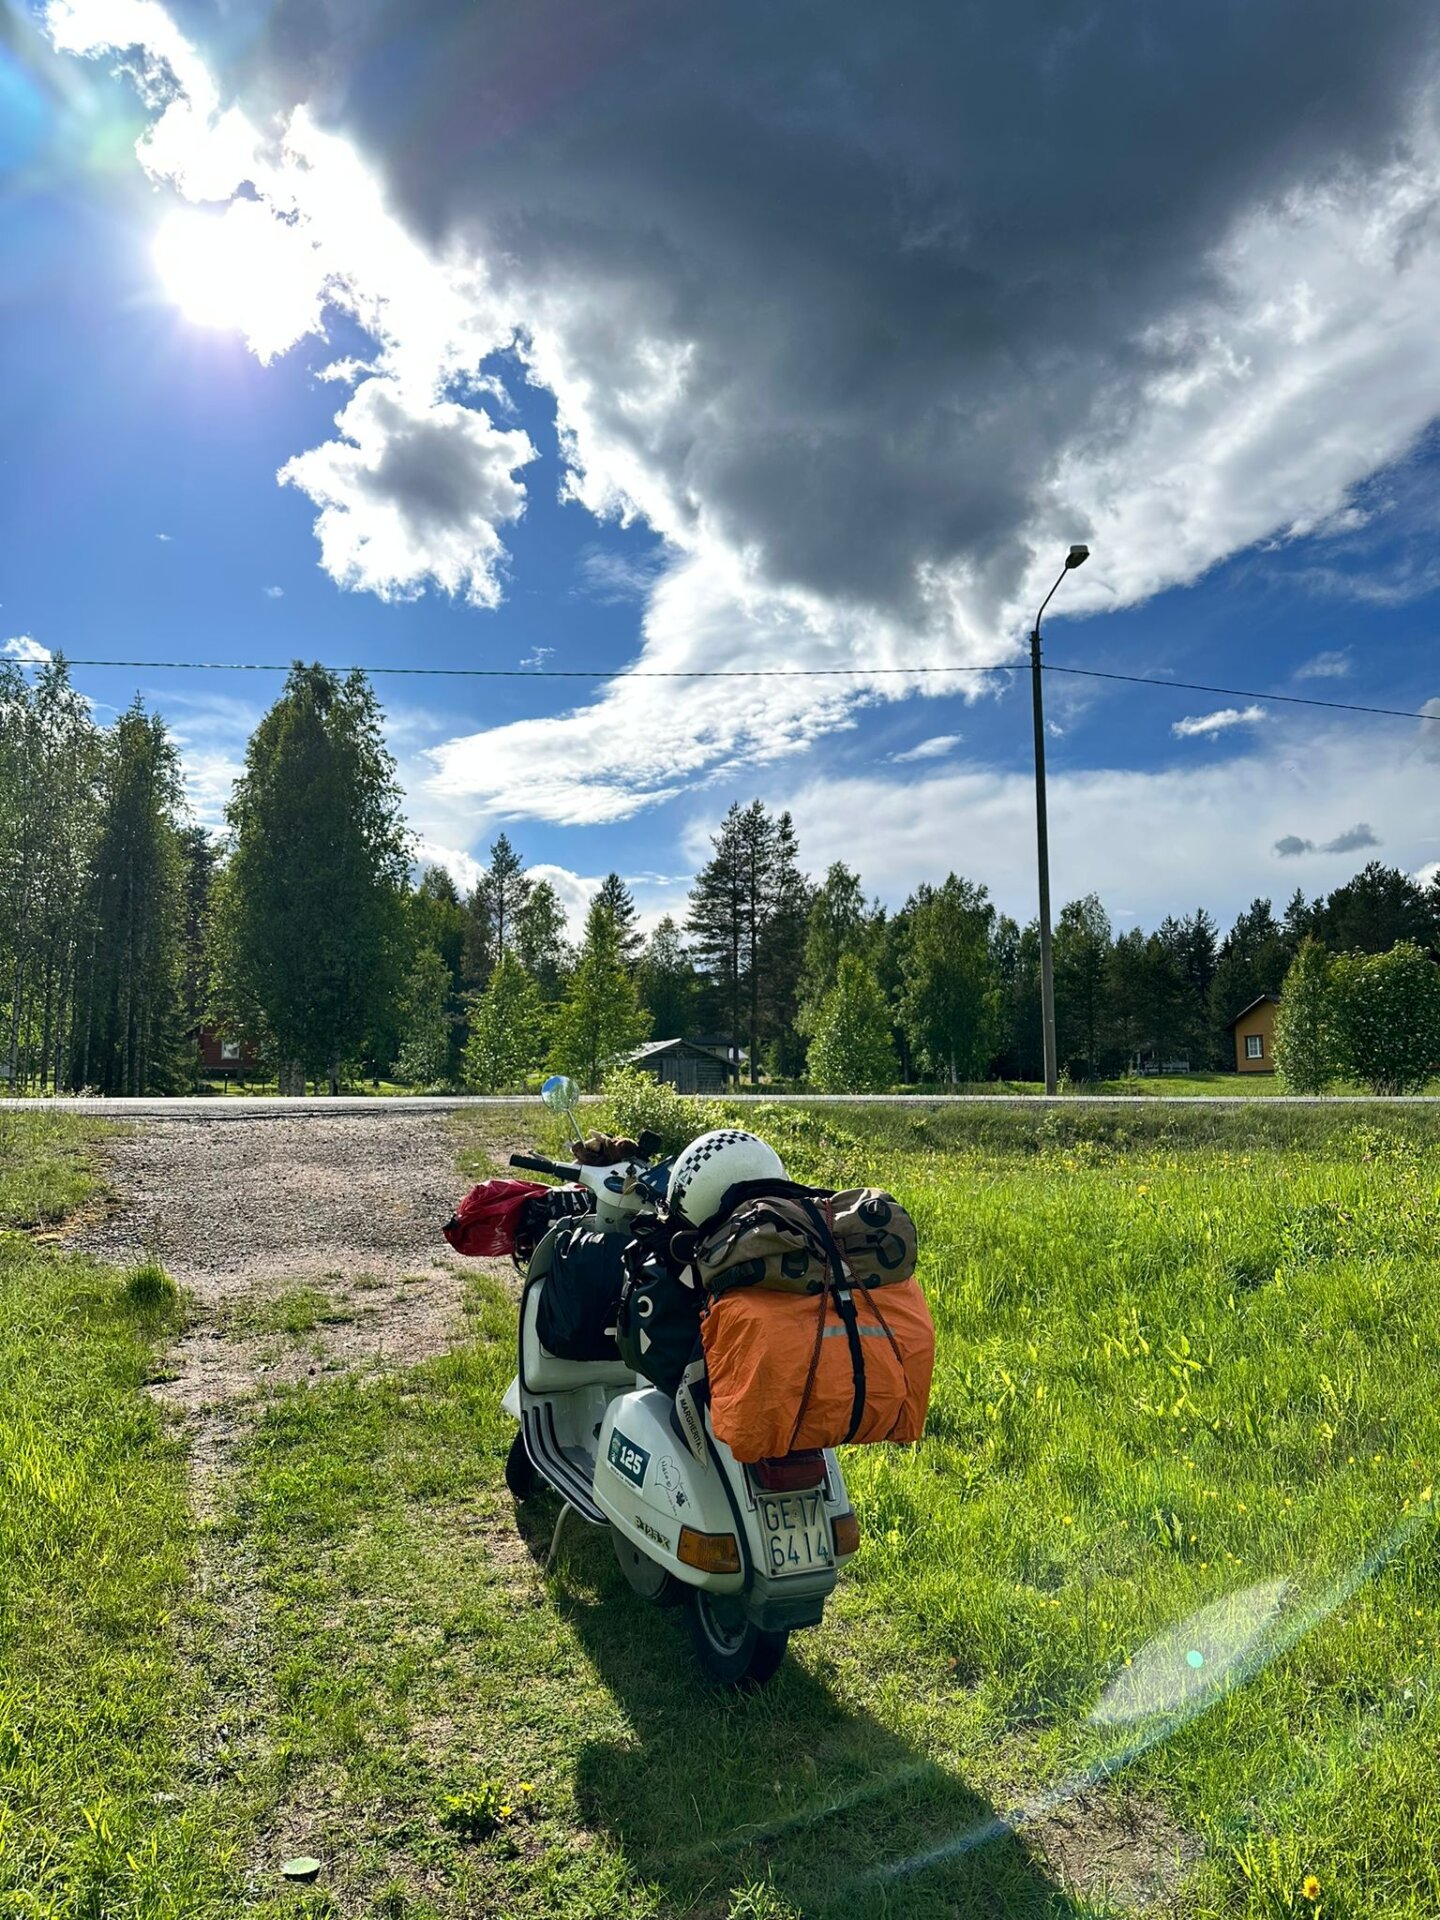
[898, 876, 1001, 1084]
[761, 811, 811, 1079]
[636, 916, 699, 1038]
[594, 873, 642, 967]
[1312, 862, 1432, 954]
[687, 802, 746, 1055]
[551, 896, 651, 1088]
[687, 799, 806, 1084]
[211, 664, 409, 1094]
[808, 953, 897, 1092]
[464, 951, 549, 1092]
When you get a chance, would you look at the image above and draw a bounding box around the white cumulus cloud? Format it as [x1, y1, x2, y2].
[1172, 704, 1268, 739]
[891, 734, 963, 763]
[2, 636, 52, 664]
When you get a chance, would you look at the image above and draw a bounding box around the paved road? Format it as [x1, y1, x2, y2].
[3, 1092, 1437, 1117]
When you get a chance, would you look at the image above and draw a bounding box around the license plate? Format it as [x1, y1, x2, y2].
[758, 1490, 833, 1576]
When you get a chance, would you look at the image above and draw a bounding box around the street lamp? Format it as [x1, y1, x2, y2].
[1030, 543, 1089, 1097]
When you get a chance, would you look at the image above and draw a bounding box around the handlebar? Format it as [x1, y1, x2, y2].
[509, 1152, 581, 1181]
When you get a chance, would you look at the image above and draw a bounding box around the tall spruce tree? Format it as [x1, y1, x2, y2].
[636, 916, 699, 1038]
[1053, 894, 1112, 1080]
[594, 873, 642, 967]
[212, 664, 408, 1094]
[71, 701, 186, 1096]
[464, 832, 531, 985]
[551, 894, 650, 1088]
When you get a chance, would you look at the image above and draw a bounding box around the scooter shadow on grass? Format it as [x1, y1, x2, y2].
[514, 1499, 1085, 1920]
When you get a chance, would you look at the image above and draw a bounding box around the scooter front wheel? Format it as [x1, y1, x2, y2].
[504, 1429, 542, 1501]
[688, 1590, 788, 1688]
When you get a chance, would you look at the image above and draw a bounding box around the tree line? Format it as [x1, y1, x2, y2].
[4, 657, 1438, 1094]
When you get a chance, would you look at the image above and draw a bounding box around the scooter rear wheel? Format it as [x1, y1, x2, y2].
[688, 1590, 788, 1688]
[611, 1527, 684, 1605]
[504, 1429, 542, 1501]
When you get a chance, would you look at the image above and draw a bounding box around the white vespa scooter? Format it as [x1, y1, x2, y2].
[500, 1076, 859, 1686]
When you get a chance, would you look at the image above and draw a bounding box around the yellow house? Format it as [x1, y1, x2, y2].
[1227, 993, 1280, 1074]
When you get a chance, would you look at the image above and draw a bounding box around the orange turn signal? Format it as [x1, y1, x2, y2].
[831, 1511, 861, 1558]
[677, 1526, 742, 1574]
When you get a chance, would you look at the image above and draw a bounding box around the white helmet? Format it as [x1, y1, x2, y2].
[668, 1128, 786, 1225]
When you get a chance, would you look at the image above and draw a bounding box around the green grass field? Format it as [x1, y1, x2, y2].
[5, 1103, 1440, 1917]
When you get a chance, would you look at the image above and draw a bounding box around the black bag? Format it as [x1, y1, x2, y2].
[535, 1224, 627, 1362]
[616, 1254, 703, 1396]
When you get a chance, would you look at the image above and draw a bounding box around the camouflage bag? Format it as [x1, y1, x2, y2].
[692, 1185, 917, 1299]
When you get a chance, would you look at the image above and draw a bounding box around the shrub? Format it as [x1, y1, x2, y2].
[1274, 938, 1338, 1093]
[1330, 942, 1440, 1095]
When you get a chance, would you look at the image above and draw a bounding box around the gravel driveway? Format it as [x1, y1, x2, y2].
[69, 1113, 501, 1453]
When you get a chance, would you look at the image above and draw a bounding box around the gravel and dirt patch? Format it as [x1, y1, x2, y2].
[67, 1113, 507, 1465]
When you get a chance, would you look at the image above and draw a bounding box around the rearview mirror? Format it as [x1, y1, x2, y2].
[540, 1074, 579, 1112]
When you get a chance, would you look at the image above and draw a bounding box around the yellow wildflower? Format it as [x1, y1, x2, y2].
[1301, 1874, 1321, 1902]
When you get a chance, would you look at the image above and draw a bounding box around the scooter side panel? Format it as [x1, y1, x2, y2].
[594, 1389, 744, 1594]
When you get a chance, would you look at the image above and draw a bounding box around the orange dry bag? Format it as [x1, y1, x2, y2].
[700, 1244, 934, 1464]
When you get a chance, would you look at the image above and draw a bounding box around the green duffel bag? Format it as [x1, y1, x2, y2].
[693, 1184, 917, 1299]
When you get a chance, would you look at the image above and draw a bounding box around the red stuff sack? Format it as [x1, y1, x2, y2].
[443, 1178, 548, 1257]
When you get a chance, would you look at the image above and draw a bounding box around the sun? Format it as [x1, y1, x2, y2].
[152, 201, 327, 362]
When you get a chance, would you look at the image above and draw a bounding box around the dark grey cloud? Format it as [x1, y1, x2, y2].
[1324, 822, 1380, 855]
[183, 0, 1440, 626]
[1274, 822, 1379, 858]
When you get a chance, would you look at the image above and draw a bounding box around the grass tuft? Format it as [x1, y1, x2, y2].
[123, 1259, 179, 1311]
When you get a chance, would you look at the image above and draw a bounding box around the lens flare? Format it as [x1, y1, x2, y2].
[152, 200, 328, 362]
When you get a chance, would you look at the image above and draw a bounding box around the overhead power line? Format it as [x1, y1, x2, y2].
[18, 655, 1440, 722]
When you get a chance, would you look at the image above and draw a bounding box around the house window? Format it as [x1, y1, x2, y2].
[220, 1039, 240, 1062]
[1245, 1034, 1264, 1061]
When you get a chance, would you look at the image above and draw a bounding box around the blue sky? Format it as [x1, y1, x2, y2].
[5, 0, 1440, 937]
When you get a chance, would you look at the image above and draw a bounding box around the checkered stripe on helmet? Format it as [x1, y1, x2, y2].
[670, 1129, 759, 1214]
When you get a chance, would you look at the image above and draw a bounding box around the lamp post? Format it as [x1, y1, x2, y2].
[1030, 543, 1089, 1096]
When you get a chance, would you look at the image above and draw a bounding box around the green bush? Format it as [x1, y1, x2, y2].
[1331, 942, 1440, 1095]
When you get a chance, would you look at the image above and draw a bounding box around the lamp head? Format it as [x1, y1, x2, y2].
[1065, 544, 1090, 569]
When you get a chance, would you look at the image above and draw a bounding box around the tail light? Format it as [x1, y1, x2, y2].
[831, 1511, 861, 1558]
[752, 1452, 826, 1492]
[677, 1526, 742, 1574]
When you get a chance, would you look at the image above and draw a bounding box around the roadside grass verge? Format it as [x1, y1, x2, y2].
[0, 1120, 227, 1917]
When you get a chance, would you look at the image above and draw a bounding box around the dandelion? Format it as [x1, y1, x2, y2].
[519, 1783, 534, 1794]
[499, 1805, 513, 1819]
[1302, 1874, 1321, 1902]
[1061, 1514, 1073, 1526]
